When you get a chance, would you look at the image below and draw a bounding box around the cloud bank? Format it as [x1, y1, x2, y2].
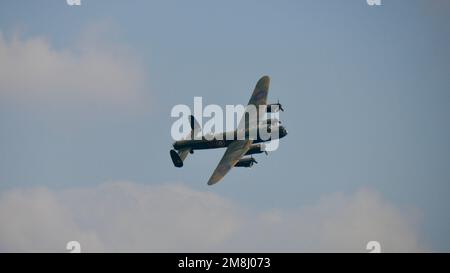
[0, 29, 147, 110]
[0, 181, 423, 252]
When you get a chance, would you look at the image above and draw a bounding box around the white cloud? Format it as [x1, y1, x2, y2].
[223, 189, 423, 252]
[0, 181, 424, 252]
[0, 28, 147, 110]
[0, 187, 103, 252]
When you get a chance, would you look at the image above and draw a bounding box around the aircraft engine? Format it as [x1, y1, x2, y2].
[245, 144, 267, 156]
[266, 99, 284, 112]
[235, 157, 258, 167]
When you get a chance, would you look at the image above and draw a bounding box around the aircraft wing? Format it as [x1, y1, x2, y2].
[207, 76, 270, 186]
[207, 140, 252, 185]
[237, 75, 270, 130]
[247, 75, 270, 107]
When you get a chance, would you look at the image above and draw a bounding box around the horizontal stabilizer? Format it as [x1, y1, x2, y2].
[170, 149, 183, 167]
[170, 148, 190, 167]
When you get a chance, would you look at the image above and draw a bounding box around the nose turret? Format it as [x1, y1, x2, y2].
[279, 126, 288, 138]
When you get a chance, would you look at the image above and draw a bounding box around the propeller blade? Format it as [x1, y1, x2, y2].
[277, 99, 284, 111]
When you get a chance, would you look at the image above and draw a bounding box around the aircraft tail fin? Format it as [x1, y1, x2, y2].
[170, 115, 200, 167]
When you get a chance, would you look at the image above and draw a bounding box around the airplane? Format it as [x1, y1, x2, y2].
[170, 75, 288, 185]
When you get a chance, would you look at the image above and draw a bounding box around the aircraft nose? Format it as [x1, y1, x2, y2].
[280, 126, 288, 137]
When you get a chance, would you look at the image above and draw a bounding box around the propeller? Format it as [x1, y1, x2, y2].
[277, 99, 285, 112]
[272, 118, 281, 125]
[261, 144, 268, 155]
[267, 99, 284, 112]
[250, 156, 258, 166]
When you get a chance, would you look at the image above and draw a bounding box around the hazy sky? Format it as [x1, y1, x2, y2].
[0, 0, 449, 252]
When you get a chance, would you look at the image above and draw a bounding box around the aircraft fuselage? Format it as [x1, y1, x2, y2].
[173, 125, 288, 151]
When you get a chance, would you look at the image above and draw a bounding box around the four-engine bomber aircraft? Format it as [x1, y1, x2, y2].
[170, 75, 288, 185]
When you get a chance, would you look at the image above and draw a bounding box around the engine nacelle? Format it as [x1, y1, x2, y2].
[266, 100, 284, 113]
[245, 144, 267, 156]
[235, 157, 257, 167]
[260, 118, 281, 126]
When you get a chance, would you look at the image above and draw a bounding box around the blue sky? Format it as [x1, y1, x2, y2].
[0, 0, 449, 252]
